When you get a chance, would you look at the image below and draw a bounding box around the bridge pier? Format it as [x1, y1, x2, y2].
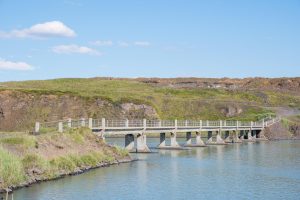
[196, 132, 205, 146]
[233, 130, 242, 143]
[125, 134, 135, 152]
[136, 133, 151, 153]
[224, 131, 231, 143]
[185, 132, 192, 145]
[184, 132, 206, 147]
[206, 131, 213, 144]
[158, 133, 166, 148]
[170, 132, 180, 147]
[243, 130, 255, 142]
[216, 130, 225, 144]
[239, 130, 245, 140]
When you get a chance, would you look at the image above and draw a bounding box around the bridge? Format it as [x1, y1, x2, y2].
[34, 117, 280, 152]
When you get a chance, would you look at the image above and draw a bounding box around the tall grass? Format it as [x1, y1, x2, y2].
[0, 147, 26, 189]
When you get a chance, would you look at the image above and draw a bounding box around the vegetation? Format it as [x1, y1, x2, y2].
[0, 128, 130, 191]
[2, 78, 298, 121]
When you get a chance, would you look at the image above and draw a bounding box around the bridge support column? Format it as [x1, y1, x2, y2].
[239, 130, 245, 139]
[136, 134, 151, 153]
[170, 132, 180, 147]
[158, 133, 166, 148]
[224, 131, 231, 143]
[125, 134, 135, 152]
[185, 132, 192, 145]
[216, 130, 225, 144]
[251, 130, 256, 138]
[206, 131, 213, 144]
[196, 132, 205, 146]
[233, 130, 242, 143]
[249, 130, 255, 140]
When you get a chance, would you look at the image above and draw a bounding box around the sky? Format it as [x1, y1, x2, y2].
[0, 0, 300, 81]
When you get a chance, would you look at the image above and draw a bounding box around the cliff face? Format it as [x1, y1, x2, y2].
[0, 90, 158, 131]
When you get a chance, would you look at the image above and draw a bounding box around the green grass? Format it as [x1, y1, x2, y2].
[0, 135, 37, 148]
[1, 78, 299, 121]
[0, 147, 26, 189]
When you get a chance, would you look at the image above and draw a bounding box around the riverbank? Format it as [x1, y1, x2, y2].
[0, 128, 132, 193]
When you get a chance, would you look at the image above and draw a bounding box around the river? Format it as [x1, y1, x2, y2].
[3, 139, 300, 200]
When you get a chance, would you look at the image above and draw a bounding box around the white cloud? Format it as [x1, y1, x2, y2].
[0, 21, 76, 38]
[118, 41, 130, 47]
[0, 59, 34, 70]
[91, 40, 113, 46]
[52, 44, 102, 56]
[134, 41, 151, 47]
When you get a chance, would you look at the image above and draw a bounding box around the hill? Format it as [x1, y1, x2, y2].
[0, 77, 299, 131]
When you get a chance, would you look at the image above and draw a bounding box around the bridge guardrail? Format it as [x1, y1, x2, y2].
[34, 117, 278, 134]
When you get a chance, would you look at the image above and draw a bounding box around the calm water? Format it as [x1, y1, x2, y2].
[3, 139, 300, 200]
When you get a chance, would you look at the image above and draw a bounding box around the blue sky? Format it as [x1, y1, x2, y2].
[0, 0, 299, 81]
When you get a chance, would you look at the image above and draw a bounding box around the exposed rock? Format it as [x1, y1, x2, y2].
[220, 105, 243, 117]
[0, 91, 158, 131]
[264, 122, 292, 140]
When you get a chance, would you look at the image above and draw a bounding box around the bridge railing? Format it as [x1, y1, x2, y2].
[34, 117, 276, 133]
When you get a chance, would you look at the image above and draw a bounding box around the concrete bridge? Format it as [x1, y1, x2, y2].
[35, 117, 280, 152]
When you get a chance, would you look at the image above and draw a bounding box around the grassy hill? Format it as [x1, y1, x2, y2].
[0, 77, 299, 130]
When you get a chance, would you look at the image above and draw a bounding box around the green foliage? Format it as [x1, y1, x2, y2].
[0, 147, 26, 188]
[50, 156, 77, 172]
[0, 135, 37, 148]
[114, 146, 129, 157]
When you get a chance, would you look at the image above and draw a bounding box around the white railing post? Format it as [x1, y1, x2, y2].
[251, 121, 253, 129]
[125, 119, 129, 128]
[102, 118, 106, 129]
[262, 118, 265, 128]
[236, 120, 239, 129]
[220, 120, 222, 128]
[68, 118, 72, 128]
[207, 120, 209, 127]
[143, 118, 147, 130]
[175, 119, 177, 130]
[185, 120, 188, 127]
[200, 120, 202, 129]
[81, 118, 85, 127]
[88, 118, 93, 129]
[58, 122, 63, 133]
[35, 122, 40, 133]
[158, 120, 161, 127]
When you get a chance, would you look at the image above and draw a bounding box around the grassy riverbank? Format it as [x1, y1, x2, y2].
[0, 128, 130, 192]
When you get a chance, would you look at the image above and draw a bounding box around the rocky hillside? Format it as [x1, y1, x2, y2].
[0, 77, 299, 131]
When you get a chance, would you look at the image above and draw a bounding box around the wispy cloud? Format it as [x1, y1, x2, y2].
[0, 59, 34, 70]
[134, 41, 151, 47]
[91, 40, 113, 46]
[0, 21, 76, 39]
[118, 41, 130, 47]
[52, 44, 102, 56]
